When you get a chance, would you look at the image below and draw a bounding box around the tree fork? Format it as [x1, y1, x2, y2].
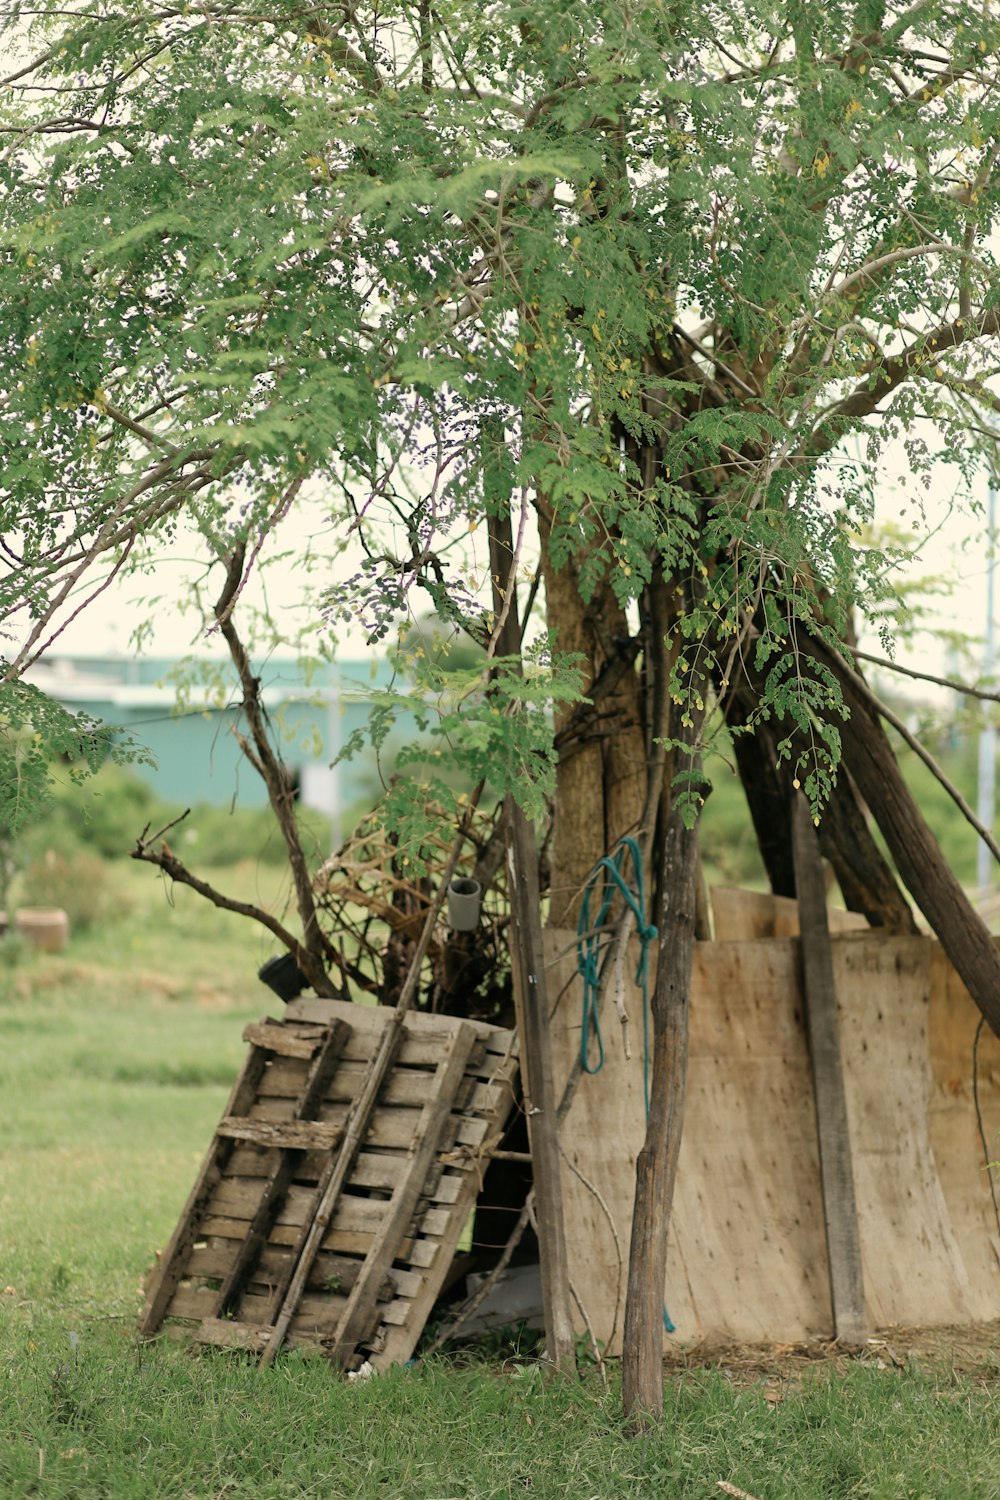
[536, 505, 647, 928]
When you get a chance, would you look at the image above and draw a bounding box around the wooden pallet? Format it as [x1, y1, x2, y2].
[140, 999, 519, 1369]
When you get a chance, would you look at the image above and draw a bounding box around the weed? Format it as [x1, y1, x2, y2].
[49, 1264, 71, 1297]
[0, 931, 28, 969]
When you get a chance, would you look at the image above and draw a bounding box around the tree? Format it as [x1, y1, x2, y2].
[3, 0, 1000, 1421]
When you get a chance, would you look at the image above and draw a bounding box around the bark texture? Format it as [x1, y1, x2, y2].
[621, 704, 704, 1427]
[811, 641, 1000, 1036]
[540, 513, 648, 926]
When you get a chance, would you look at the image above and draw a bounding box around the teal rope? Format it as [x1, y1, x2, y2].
[576, 837, 656, 1103]
[575, 837, 675, 1334]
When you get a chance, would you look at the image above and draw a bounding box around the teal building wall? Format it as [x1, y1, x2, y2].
[33, 655, 416, 820]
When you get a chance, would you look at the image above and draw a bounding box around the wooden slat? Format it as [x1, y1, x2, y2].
[216, 1117, 344, 1151]
[254, 1058, 499, 1112]
[417, 1206, 453, 1238]
[428, 1173, 465, 1205]
[205, 1180, 398, 1232]
[193, 1319, 325, 1353]
[172, 1285, 359, 1331]
[792, 794, 867, 1345]
[140, 1040, 273, 1334]
[188, 1240, 293, 1284]
[350, 1151, 407, 1191]
[196, 1214, 440, 1268]
[241, 1021, 327, 1059]
[193, 1318, 274, 1352]
[243, 1097, 486, 1152]
[201, 1171, 479, 1239]
[187, 1241, 414, 1300]
[225, 1142, 489, 1197]
[223, 1144, 404, 1189]
[247, 1099, 424, 1146]
[325, 1021, 478, 1366]
[258, 1002, 415, 1364]
[282, 1000, 516, 1068]
[211, 1020, 351, 1320]
[284, 996, 497, 1044]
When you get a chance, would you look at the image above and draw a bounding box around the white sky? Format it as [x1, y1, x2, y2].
[45, 446, 998, 698]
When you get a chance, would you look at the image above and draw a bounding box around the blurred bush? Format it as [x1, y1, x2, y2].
[17, 764, 168, 863]
[17, 848, 114, 930]
[16, 763, 353, 875]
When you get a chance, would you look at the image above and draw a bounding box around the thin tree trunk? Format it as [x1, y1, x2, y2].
[724, 691, 797, 896]
[814, 765, 918, 935]
[488, 508, 576, 1374]
[621, 702, 704, 1428]
[812, 640, 1000, 1036]
[723, 673, 917, 932]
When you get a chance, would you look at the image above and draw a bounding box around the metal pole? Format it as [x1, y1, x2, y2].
[327, 660, 342, 856]
[977, 473, 997, 892]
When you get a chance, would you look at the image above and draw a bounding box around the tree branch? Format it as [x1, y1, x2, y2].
[849, 646, 1000, 705]
[812, 304, 1000, 450]
[840, 653, 1000, 865]
[213, 546, 338, 995]
[131, 826, 304, 955]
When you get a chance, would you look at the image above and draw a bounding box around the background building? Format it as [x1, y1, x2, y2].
[25, 654, 412, 846]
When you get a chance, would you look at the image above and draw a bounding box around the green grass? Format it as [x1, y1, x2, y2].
[1, 1316, 997, 1499]
[1, 860, 282, 1309]
[2, 858, 999, 1498]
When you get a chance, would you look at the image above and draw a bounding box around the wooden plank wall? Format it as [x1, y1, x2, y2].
[927, 945, 1000, 1319]
[547, 926, 1000, 1350]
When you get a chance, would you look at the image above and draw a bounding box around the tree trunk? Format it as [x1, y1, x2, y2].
[506, 793, 577, 1373]
[723, 690, 797, 897]
[621, 703, 704, 1428]
[811, 641, 1000, 1036]
[723, 668, 917, 933]
[540, 515, 648, 927]
[488, 510, 576, 1373]
[814, 765, 918, 935]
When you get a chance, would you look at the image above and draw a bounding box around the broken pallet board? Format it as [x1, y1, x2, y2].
[141, 1000, 519, 1370]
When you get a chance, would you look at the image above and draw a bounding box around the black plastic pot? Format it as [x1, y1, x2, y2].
[258, 952, 309, 1003]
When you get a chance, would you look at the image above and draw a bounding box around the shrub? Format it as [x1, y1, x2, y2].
[17, 764, 170, 864]
[16, 848, 115, 931]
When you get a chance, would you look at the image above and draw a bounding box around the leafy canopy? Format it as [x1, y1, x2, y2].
[2, 0, 999, 819]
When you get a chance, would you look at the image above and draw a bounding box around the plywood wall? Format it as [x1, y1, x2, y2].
[547, 926, 1000, 1349]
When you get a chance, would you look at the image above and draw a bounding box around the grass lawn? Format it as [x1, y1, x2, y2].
[2, 858, 999, 1499]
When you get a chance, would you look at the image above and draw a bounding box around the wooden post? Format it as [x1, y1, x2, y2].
[506, 793, 577, 1372]
[791, 793, 867, 1346]
[488, 506, 576, 1373]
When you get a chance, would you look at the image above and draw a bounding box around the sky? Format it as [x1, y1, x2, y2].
[38, 443, 998, 701]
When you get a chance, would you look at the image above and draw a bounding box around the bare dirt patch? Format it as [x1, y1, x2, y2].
[663, 1320, 1000, 1386]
